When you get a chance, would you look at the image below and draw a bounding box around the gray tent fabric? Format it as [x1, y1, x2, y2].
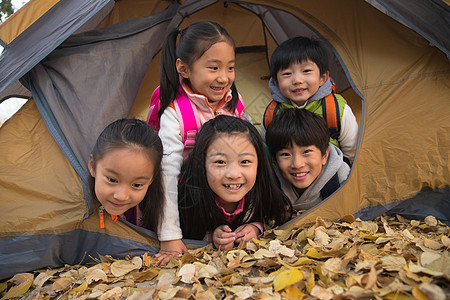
[366, 0, 450, 58]
[0, 0, 111, 98]
[22, 3, 181, 213]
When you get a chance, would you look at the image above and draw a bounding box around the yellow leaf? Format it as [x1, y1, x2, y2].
[360, 232, 383, 240]
[282, 285, 305, 300]
[1, 273, 33, 300]
[273, 268, 303, 292]
[292, 257, 313, 266]
[412, 285, 430, 300]
[304, 269, 315, 292]
[69, 281, 88, 295]
[305, 247, 334, 259]
[384, 293, 415, 300]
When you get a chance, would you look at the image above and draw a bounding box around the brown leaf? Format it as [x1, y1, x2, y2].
[50, 277, 73, 292]
[424, 216, 438, 227]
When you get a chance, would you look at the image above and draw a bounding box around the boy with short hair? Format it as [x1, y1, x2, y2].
[261, 36, 358, 162]
[266, 108, 350, 211]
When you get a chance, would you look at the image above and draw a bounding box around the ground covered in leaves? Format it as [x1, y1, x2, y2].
[1, 214, 449, 299]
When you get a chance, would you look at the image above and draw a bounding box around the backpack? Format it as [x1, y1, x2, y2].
[263, 83, 342, 141]
[147, 86, 245, 159]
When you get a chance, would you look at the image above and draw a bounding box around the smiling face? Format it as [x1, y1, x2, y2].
[276, 143, 329, 194]
[89, 147, 155, 217]
[177, 41, 235, 105]
[205, 133, 258, 213]
[275, 59, 327, 106]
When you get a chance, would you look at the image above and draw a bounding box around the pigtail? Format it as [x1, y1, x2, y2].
[159, 29, 182, 119]
[178, 151, 225, 240]
[225, 82, 239, 112]
[139, 160, 164, 232]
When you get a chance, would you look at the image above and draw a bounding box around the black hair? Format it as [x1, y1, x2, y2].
[178, 115, 292, 240]
[88, 118, 164, 232]
[270, 36, 328, 83]
[266, 108, 330, 158]
[159, 21, 239, 118]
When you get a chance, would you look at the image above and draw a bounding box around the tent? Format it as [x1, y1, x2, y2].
[0, 0, 448, 280]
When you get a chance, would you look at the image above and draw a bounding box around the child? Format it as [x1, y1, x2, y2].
[178, 115, 292, 249]
[266, 108, 350, 212]
[153, 21, 250, 260]
[88, 118, 164, 232]
[261, 36, 358, 163]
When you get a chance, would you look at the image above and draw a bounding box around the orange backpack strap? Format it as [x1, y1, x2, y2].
[322, 92, 341, 140]
[263, 100, 280, 129]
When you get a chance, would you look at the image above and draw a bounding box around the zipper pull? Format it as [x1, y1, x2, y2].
[111, 215, 118, 222]
[99, 205, 105, 228]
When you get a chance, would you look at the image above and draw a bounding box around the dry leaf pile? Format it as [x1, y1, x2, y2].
[1, 214, 449, 299]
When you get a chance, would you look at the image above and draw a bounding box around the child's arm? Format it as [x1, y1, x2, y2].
[339, 104, 359, 162]
[156, 108, 187, 260]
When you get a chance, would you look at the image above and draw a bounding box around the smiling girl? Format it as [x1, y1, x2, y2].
[152, 21, 251, 261]
[178, 115, 291, 249]
[88, 119, 164, 232]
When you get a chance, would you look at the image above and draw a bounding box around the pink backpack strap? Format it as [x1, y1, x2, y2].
[146, 86, 161, 131]
[236, 96, 245, 117]
[173, 90, 199, 160]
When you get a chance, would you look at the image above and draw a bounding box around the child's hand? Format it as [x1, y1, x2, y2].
[234, 224, 259, 244]
[155, 239, 187, 266]
[212, 225, 236, 250]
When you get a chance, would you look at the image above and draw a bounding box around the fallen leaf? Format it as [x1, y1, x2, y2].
[321, 257, 343, 278]
[416, 282, 446, 300]
[269, 240, 295, 257]
[50, 277, 73, 292]
[178, 264, 196, 283]
[85, 268, 108, 285]
[424, 216, 437, 227]
[111, 259, 140, 277]
[33, 272, 52, 289]
[310, 285, 334, 300]
[1, 273, 33, 300]
[420, 252, 441, 267]
[99, 286, 122, 300]
[273, 268, 303, 292]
